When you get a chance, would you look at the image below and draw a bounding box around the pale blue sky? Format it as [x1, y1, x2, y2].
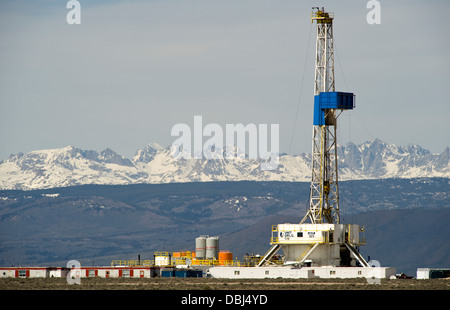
[1, 0, 449, 160]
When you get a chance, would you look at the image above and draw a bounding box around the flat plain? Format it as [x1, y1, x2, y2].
[0, 277, 448, 290]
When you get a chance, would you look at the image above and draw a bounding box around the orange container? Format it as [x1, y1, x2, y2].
[218, 251, 233, 265]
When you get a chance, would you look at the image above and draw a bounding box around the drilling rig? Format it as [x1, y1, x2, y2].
[208, 7, 396, 279]
[258, 7, 369, 268]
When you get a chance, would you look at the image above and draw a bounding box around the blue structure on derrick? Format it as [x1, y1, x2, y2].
[313, 92, 355, 126]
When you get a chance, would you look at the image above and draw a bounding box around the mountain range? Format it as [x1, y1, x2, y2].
[0, 139, 449, 190]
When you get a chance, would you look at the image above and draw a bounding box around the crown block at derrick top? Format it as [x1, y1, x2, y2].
[313, 92, 355, 126]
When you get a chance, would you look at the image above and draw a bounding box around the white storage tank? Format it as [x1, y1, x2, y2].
[196, 236, 208, 259]
[206, 236, 219, 259]
[154, 252, 171, 266]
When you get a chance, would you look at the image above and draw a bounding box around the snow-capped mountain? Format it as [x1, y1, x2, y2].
[337, 140, 450, 179]
[0, 139, 448, 190]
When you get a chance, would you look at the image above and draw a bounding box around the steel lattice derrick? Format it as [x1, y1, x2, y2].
[302, 8, 340, 225]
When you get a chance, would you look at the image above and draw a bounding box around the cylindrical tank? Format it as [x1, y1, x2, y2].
[195, 236, 207, 259]
[219, 251, 233, 265]
[206, 236, 219, 259]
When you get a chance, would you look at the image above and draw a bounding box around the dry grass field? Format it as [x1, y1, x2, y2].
[0, 277, 448, 290]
